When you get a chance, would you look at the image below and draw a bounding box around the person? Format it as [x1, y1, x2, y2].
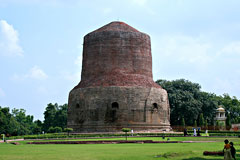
[193, 128, 196, 136]
[205, 130, 209, 136]
[184, 128, 188, 136]
[223, 139, 232, 160]
[230, 142, 236, 160]
[197, 128, 201, 136]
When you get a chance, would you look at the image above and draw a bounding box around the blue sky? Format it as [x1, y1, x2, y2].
[1, 0, 240, 120]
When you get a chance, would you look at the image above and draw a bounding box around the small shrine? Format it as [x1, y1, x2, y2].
[214, 105, 226, 126]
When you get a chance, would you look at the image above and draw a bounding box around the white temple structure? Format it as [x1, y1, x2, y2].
[214, 105, 226, 126]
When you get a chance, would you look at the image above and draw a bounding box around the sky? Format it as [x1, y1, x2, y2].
[0, 0, 240, 120]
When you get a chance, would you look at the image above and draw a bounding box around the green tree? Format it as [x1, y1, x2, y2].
[54, 104, 68, 129]
[215, 120, 220, 130]
[199, 113, 205, 127]
[156, 79, 219, 126]
[205, 119, 208, 129]
[226, 114, 231, 130]
[43, 103, 58, 132]
[11, 108, 33, 135]
[0, 107, 12, 134]
[194, 120, 197, 127]
[0, 106, 37, 136]
[43, 103, 68, 132]
[33, 126, 41, 134]
[48, 126, 55, 133]
[157, 79, 202, 125]
[199, 92, 218, 124]
[181, 117, 185, 127]
[216, 94, 240, 124]
[54, 126, 62, 133]
[64, 128, 73, 136]
[122, 128, 131, 141]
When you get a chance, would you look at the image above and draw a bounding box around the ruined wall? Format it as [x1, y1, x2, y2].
[74, 22, 160, 89]
[68, 86, 170, 132]
[68, 21, 171, 132]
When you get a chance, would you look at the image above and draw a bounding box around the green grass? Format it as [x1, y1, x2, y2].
[19, 136, 240, 143]
[0, 137, 239, 160]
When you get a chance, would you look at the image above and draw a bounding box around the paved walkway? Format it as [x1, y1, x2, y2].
[0, 139, 24, 143]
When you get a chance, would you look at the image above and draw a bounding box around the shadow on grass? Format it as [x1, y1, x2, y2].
[182, 158, 221, 160]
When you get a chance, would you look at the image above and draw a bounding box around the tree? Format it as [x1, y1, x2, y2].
[0, 106, 38, 136]
[156, 79, 219, 126]
[226, 114, 231, 130]
[205, 119, 208, 129]
[199, 113, 205, 128]
[33, 126, 41, 134]
[43, 103, 57, 132]
[43, 103, 68, 132]
[64, 128, 73, 136]
[215, 120, 220, 130]
[215, 94, 240, 124]
[156, 79, 202, 125]
[181, 117, 185, 127]
[54, 127, 62, 133]
[122, 128, 131, 141]
[33, 120, 43, 134]
[54, 104, 68, 129]
[199, 92, 218, 125]
[48, 127, 55, 133]
[11, 108, 33, 135]
[194, 120, 197, 127]
[0, 107, 12, 135]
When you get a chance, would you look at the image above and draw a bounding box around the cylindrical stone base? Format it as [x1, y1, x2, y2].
[67, 86, 171, 132]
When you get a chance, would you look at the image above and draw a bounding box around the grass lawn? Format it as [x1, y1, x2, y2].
[0, 137, 239, 160]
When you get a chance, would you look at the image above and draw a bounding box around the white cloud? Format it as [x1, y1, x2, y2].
[0, 20, 23, 57]
[27, 66, 48, 80]
[211, 77, 240, 97]
[61, 70, 80, 83]
[12, 66, 48, 81]
[153, 35, 212, 64]
[0, 88, 5, 97]
[61, 55, 82, 82]
[218, 41, 240, 56]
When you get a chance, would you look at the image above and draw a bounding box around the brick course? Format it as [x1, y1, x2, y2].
[68, 21, 171, 132]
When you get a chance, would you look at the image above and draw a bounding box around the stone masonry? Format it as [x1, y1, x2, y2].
[67, 21, 171, 132]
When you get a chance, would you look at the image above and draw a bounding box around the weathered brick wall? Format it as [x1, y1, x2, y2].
[74, 22, 160, 89]
[68, 86, 170, 132]
[68, 21, 171, 132]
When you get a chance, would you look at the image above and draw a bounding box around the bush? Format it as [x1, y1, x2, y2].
[64, 128, 73, 136]
[48, 127, 55, 133]
[54, 127, 62, 133]
[23, 132, 183, 140]
[48, 126, 62, 133]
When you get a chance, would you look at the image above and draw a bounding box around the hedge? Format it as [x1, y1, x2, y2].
[22, 133, 183, 139]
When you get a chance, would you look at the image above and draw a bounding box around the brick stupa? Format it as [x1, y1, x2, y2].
[67, 22, 171, 132]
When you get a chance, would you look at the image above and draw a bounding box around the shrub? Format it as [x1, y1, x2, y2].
[64, 128, 73, 136]
[122, 128, 131, 140]
[48, 126, 62, 133]
[54, 127, 62, 133]
[48, 127, 55, 133]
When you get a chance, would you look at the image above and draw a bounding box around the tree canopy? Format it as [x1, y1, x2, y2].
[43, 103, 67, 132]
[156, 79, 218, 126]
[1, 78, 240, 136]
